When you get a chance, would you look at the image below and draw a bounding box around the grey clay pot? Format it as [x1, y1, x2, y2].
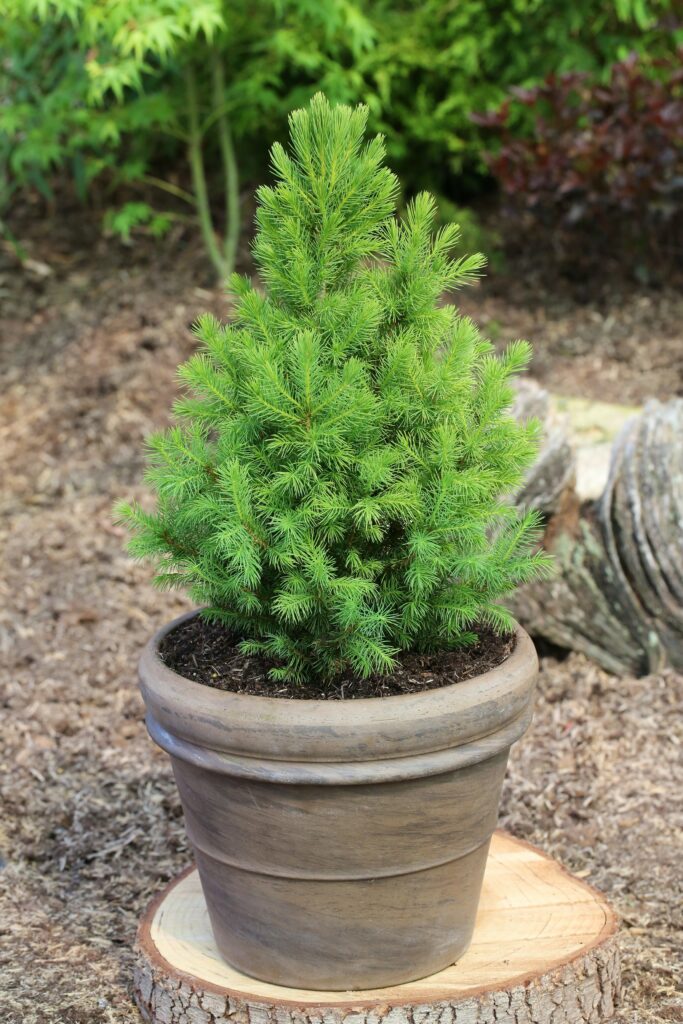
[139, 610, 538, 991]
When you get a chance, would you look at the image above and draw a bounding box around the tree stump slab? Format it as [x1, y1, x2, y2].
[134, 832, 620, 1024]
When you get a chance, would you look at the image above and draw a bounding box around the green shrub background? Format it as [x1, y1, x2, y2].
[1, 0, 680, 272]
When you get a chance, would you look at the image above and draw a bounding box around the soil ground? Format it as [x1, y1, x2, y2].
[1, 210, 682, 1022]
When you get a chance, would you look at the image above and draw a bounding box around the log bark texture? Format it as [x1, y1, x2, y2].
[134, 832, 620, 1024]
[510, 385, 683, 676]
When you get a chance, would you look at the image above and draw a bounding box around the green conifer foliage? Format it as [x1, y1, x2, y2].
[117, 94, 551, 684]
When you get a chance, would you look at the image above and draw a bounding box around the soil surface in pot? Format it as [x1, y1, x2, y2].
[157, 616, 516, 699]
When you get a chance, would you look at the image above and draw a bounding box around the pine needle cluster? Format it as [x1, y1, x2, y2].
[117, 94, 551, 685]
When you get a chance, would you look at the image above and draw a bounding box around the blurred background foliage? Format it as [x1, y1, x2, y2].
[0, 0, 680, 277]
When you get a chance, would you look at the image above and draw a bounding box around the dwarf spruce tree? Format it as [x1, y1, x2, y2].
[117, 94, 550, 684]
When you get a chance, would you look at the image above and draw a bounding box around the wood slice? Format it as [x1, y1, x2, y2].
[134, 832, 620, 1024]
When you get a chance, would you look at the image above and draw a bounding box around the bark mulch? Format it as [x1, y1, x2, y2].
[1, 214, 681, 1023]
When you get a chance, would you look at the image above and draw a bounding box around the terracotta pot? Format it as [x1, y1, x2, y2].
[139, 610, 538, 991]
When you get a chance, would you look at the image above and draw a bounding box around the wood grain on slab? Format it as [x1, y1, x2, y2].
[135, 831, 620, 1024]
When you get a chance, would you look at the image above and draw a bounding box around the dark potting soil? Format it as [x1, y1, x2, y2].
[158, 615, 516, 699]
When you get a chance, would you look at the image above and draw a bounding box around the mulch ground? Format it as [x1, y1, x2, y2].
[1, 211, 682, 1023]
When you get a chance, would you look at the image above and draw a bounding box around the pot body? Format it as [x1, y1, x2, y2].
[140, 612, 537, 990]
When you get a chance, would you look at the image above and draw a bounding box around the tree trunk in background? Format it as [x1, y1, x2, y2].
[511, 383, 683, 676]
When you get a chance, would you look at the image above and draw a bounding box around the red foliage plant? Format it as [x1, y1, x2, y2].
[474, 52, 683, 271]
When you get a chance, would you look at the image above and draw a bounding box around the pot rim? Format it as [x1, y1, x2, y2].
[142, 607, 533, 710]
[139, 609, 538, 767]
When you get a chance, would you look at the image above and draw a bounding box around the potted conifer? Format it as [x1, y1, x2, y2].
[117, 94, 550, 992]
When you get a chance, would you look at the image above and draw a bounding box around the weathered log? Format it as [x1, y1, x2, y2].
[511, 385, 683, 675]
[512, 382, 577, 515]
[134, 831, 620, 1024]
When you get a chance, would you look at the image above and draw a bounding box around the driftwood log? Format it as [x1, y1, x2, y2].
[511, 384, 683, 675]
[134, 832, 620, 1024]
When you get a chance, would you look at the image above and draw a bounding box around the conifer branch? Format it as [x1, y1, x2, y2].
[119, 93, 551, 685]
